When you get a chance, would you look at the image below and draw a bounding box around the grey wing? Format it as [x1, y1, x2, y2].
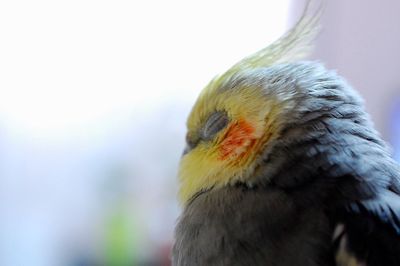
[333, 189, 400, 266]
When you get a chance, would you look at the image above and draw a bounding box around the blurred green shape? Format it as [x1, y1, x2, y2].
[104, 204, 139, 266]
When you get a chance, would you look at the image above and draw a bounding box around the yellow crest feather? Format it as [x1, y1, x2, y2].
[218, 0, 323, 84]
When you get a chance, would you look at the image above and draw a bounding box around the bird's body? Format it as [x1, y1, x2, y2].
[175, 179, 335, 266]
[173, 2, 400, 265]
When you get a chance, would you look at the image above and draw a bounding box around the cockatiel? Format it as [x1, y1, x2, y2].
[172, 1, 400, 265]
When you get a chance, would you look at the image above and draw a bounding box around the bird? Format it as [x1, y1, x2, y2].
[172, 1, 400, 265]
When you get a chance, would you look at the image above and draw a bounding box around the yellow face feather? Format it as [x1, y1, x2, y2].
[178, 0, 322, 205]
[178, 81, 283, 203]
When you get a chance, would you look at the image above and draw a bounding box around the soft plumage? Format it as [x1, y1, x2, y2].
[173, 1, 400, 265]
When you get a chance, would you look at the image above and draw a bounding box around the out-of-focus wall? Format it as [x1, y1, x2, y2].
[0, 1, 291, 265]
[291, 0, 400, 142]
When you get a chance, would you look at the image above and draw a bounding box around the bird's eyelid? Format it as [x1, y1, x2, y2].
[182, 111, 229, 156]
[201, 110, 229, 140]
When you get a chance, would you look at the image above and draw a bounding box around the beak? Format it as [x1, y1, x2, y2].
[182, 137, 199, 157]
[182, 145, 191, 156]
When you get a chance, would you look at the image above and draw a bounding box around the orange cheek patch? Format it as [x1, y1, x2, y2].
[218, 119, 256, 161]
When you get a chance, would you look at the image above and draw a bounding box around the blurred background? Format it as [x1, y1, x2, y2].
[0, 0, 399, 265]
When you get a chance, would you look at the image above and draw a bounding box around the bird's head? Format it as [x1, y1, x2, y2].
[179, 69, 290, 203]
[178, 1, 337, 204]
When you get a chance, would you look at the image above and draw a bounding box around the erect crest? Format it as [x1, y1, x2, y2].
[215, 0, 323, 85]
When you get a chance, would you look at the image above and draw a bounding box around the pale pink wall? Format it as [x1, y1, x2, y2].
[290, 0, 400, 141]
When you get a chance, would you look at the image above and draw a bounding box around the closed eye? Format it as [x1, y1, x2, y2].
[183, 111, 229, 156]
[201, 111, 229, 141]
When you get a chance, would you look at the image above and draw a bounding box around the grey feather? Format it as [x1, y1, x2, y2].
[173, 62, 400, 265]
